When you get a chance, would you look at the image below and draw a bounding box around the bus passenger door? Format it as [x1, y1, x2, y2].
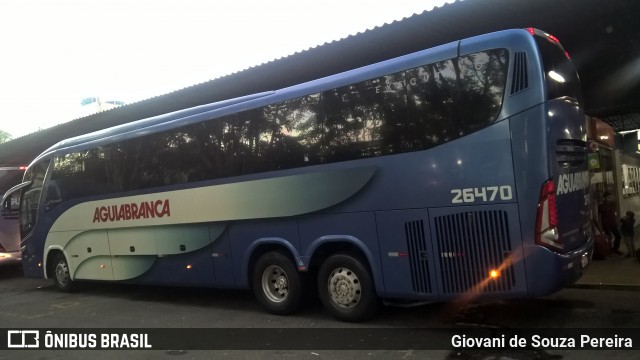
[375, 209, 439, 298]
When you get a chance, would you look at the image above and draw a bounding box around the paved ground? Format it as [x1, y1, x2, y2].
[0, 264, 639, 359]
[576, 238, 640, 287]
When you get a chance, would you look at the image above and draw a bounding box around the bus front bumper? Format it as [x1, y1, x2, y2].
[0, 250, 22, 267]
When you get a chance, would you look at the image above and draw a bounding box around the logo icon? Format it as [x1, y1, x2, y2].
[7, 330, 39, 348]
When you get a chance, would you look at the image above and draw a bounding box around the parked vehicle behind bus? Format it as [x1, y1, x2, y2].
[1, 166, 25, 218]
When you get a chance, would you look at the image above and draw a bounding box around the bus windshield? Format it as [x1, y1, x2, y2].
[19, 161, 49, 238]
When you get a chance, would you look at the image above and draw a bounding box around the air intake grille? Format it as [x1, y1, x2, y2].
[434, 210, 515, 294]
[556, 139, 587, 168]
[510, 52, 529, 95]
[405, 220, 432, 293]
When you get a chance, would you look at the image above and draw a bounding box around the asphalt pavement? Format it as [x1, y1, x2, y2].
[575, 238, 640, 288]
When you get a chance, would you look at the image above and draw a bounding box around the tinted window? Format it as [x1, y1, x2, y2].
[48, 151, 112, 207]
[323, 73, 407, 162]
[406, 49, 508, 148]
[48, 50, 509, 203]
[406, 59, 459, 146]
[456, 49, 508, 132]
[534, 36, 582, 103]
[123, 130, 183, 189]
[243, 94, 323, 173]
[182, 115, 240, 182]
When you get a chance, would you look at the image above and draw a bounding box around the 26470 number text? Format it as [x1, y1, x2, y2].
[451, 186, 513, 204]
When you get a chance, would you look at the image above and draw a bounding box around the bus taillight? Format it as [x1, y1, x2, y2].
[547, 34, 560, 44]
[536, 179, 564, 251]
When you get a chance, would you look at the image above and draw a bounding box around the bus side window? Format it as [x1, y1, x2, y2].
[405, 49, 508, 146]
[455, 49, 508, 131]
[406, 59, 458, 145]
[244, 94, 322, 173]
[321, 72, 407, 162]
[180, 116, 239, 183]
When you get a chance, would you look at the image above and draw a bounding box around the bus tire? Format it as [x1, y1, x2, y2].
[51, 253, 74, 292]
[252, 251, 304, 315]
[317, 253, 378, 322]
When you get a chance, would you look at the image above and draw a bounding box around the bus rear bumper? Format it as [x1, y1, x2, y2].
[525, 236, 594, 297]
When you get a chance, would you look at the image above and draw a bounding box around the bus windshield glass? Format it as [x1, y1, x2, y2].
[19, 161, 49, 237]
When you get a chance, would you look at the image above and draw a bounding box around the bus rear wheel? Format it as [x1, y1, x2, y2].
[51, 253, 74, 292]
[252, 251, 303, 315]
[317, 253, 378, 322]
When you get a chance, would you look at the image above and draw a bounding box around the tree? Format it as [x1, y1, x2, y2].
[0, 130, 12, 144]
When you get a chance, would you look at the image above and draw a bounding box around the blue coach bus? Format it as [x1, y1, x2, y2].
[3, 28, 592, 321]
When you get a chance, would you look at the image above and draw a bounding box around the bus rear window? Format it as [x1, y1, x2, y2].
[534, 36, 582, 103]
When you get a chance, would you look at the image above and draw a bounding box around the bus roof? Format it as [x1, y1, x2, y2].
[34, 91, 274, 164]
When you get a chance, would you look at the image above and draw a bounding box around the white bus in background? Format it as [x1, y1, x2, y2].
[1, 166, 26, 217]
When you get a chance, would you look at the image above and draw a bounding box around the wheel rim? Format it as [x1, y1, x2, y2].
[327, 267, 361, 309]
[261, 265, 289, 303]
[55, 261, 69, 286]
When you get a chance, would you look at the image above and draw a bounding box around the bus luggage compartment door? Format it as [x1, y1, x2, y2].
[428, 203, 527, 299]
[375, 209, 438, 299]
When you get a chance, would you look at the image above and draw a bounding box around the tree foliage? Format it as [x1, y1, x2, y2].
[0, 130, 12, 144]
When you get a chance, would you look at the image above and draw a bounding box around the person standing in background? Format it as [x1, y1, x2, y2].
[599, 191, 622, 255]
[620, 211, 636, 257]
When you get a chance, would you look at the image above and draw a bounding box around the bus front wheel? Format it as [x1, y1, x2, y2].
[51, 253, 74, 292]
[252, 251, 304, 315]
[317, 253, 378, 322]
